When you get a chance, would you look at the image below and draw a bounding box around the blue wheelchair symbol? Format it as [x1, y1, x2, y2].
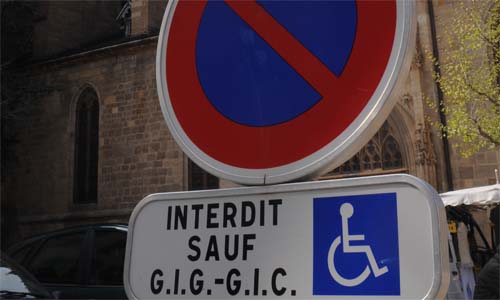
[313, 193, 401, 295]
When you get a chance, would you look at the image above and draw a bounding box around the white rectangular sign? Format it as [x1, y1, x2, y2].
[124, 174, 449, 299]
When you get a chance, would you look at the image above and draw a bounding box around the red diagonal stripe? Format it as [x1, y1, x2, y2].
[225, 0, 339, 98]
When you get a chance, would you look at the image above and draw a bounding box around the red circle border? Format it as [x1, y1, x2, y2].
[165, 0, 396, 169]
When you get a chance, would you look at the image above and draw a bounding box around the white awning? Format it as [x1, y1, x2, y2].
[440, 184, 500, 206]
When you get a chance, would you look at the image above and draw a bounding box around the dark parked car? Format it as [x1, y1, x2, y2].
[0, 253, 53, 299]
[6, 224, 127, 300]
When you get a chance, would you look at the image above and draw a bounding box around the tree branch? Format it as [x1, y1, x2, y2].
[469, 3, 500, 49]
[472, 118, 500, 146]
[464, 81, 500, 114]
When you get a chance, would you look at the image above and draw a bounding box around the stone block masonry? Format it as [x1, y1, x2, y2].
[4, 38, 185, 242]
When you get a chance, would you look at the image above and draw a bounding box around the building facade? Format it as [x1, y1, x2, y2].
[2, 0, 499, 248]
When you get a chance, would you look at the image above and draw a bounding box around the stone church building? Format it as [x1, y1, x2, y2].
[1, 0, 499, 247]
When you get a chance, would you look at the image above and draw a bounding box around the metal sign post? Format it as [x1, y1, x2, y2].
[124, 175, 450, 299]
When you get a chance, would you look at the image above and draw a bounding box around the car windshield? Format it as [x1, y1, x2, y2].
[0, 254, 51, 298]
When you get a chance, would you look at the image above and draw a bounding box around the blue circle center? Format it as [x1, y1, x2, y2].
[196, 1, 357, 127]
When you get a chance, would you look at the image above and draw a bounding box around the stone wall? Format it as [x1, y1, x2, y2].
[3, 38, 185, 242]
[131, 0, 167, 36]
[451, 149, 500, 188]
[31, 1, 124, 59]
[432, 0, 500, 189]
[148, 1, 168, 33]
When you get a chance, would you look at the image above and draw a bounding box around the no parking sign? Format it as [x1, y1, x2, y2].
[156, 0, 415, 185]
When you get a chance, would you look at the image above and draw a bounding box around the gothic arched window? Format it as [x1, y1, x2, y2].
[73, 88, 99, 204]
[382, 135, 403, 169]
[188, 159, 219, 191]
[324, 122, 405, 178]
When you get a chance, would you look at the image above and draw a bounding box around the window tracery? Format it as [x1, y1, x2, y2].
[324, 121, 405, 178]
[188, 159, 219, 191]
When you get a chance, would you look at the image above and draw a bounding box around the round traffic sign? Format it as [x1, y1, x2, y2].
[157, 0, 415, 185]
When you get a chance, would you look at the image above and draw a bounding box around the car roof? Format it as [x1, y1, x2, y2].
[6, 223, 127, 254]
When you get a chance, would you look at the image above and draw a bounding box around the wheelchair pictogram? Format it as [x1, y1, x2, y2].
[327, 203, 389, 287]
